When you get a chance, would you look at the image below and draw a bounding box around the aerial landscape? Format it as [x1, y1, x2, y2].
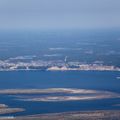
[0, 0, 120, 120]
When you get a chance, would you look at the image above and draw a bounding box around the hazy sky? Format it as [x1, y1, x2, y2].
[0, 0, 120, 29]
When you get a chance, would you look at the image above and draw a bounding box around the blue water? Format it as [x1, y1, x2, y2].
[0, 71, 120, 116]
[0, 29, 120, 66]
[0, 94, 120, 116]
[0, 71, 120, 92]
[0, 29, 120, 116]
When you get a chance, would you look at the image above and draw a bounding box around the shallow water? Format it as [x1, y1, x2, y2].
[0, 71, 120, 116]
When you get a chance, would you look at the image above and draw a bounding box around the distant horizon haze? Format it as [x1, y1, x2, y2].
[0, 0, 120, 30]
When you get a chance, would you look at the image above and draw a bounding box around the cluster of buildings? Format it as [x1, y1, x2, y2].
[0, 59, 120, 71]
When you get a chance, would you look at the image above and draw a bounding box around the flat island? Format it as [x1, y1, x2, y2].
[0, 88, 120, 102]
[0, 89, 120, 119]
[0, 104, 24, 115]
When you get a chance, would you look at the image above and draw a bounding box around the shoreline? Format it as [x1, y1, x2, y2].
[0, 110, 120, 120]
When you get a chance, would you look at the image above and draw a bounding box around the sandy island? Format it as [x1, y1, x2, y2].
[0, 104, 24, 115]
